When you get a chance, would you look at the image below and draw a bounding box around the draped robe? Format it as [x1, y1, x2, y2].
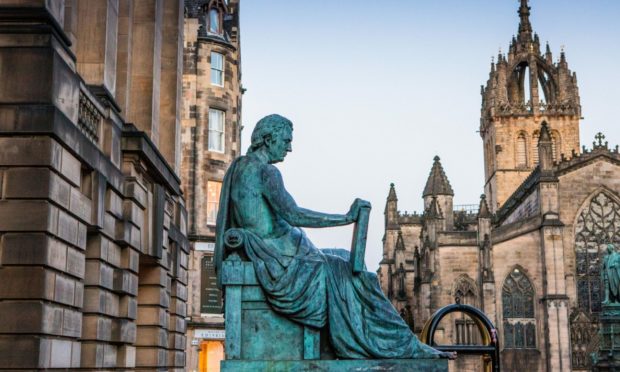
[215, 156, 443, 359]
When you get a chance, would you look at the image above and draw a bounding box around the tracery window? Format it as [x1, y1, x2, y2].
[574, 192, 620, 314]
[571, 192, 620, 369]
[502, 268, 536, 348]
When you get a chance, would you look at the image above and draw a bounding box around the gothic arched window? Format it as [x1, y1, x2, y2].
[571, 191, 620, 369]
[574, 192, 620, 314]
[516, 132, 527, 167]
[453, 276, 479, 345]
[502, 268, 536, 348]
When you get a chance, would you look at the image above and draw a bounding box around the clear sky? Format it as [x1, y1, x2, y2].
[238, 0, 620, 271]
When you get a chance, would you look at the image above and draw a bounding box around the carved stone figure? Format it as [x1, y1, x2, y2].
[215, 114, 454, 360]
[603, 243, 620, 305]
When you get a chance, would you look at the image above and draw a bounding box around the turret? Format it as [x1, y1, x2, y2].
[423, 156, 454, 229]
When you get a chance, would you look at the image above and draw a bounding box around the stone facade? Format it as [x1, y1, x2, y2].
[0, 0, 189, 370]
[180, 1, 243, 371]
[379, 1, 620, 371]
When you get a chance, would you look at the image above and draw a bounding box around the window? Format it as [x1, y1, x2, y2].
[206, 181, 222, 225]
[516, 132, 527, 167]
[502, 268, 536, 349]
[211, 52, 224, 86]
[208, 8, 221, 34]
[453, 276, 480, 345]
[571, 192, 620, 372]
[208, 109, 225, 152]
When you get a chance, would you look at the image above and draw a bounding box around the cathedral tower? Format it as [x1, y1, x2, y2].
[480, 0, 581, 212]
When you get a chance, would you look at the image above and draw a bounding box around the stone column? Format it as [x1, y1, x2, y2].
[540, 221, 571, 372]
[158, 0, 184, 172]
[125, 0, 163, 144]
[75, 0, 119, 96]
[115, 0, 134, 114]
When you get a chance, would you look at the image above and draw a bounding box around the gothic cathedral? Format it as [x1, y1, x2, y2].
[379, 1, 620, 371]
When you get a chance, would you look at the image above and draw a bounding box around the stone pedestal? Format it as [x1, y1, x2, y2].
[222, 359, 448, 372]
[592, 304, 620, 371]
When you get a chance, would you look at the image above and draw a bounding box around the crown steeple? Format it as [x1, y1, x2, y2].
[479, 0, 582, 213]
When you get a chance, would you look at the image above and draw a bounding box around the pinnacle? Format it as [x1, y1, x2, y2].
[539, 121, 552, 143]
[423, 156, 454, 197]
[478, 194, 491, 219]
[387, 183, 398, 201]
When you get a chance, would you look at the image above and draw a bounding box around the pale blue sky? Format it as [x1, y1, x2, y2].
[238, 0, 620, 270]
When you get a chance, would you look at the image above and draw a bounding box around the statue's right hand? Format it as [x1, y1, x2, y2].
[346, 198, 371, 222]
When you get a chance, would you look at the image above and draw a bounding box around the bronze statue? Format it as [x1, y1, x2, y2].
[215, 114, 455, 360]
[603, 243, 620, 305]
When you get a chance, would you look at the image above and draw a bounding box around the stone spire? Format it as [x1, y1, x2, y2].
[387, 182, 398, 201]
[422, 156, 454, 198]
[385, 183, 399, 230]
[477, 194, 491, 219]
[517, 0, 533, 42]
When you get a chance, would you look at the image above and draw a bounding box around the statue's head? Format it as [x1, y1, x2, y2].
[608, 243, 616, 253]
[249, 114, 293, 163]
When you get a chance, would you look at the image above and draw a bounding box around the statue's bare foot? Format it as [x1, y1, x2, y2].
[439, 351, 457, 359]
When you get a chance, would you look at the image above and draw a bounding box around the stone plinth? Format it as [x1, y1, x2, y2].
[222, 359, 448, 372]
[592, 304, 620, 371]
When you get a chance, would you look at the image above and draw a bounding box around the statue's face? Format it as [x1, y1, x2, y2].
[266, 128, 292, 163]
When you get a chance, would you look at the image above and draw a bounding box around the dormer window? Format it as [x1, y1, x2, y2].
[205, 0, 226, 36]
[208, 8, 221, 34]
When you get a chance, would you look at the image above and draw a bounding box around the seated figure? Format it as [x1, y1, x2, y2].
[215, 114, 453, 360]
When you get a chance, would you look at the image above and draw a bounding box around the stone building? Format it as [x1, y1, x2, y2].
[0, 0, 189, 370]
[180, 1, 242, 371]
[379, 1, 619, 371]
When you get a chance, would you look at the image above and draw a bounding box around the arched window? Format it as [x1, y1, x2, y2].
[532, 131, 540, 165]
[574, 192, 620, 314]
[453, 276, 479, 345]
[502, 268, 536, 348]
[516, 132, 527, 167]
[571, 191, 620, 369]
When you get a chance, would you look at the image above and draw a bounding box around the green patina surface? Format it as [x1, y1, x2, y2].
[221, 359, 448, 372]
[216, 114, 452, 368]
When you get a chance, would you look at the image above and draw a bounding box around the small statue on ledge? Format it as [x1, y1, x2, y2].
[603, 243, 620, 305]
[216, 114, 455, 360]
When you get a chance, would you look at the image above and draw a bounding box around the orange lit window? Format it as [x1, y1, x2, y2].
[207, 181, 222, 225]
